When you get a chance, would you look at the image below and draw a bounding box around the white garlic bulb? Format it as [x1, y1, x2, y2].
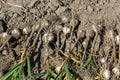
[62, 27, 71, 34]
[2, 49, 8, 56]
[0, 32, 9, 38]
[11, 28, 21, 38]
[43, 33, 54, 43]
[41, 20, 49, 27]
[112, 66, 120, 76]
[102, 69, 111, 80]
[55, 25, 63, 31]
[61, 16, 68, 23]
[100, 57, 106, 64]
[115, 35, 120, 45]
[23, 27, 31, 34]
[55, 66, 61, 73]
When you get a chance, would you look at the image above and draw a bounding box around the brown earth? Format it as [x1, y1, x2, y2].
[0, 0, 120, 80]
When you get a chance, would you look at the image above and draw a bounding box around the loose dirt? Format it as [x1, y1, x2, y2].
[0, 0, 120, 80]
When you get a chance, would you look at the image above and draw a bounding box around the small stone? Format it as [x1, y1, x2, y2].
[87, 6, 93, 13]
[2, 49, 9, 56]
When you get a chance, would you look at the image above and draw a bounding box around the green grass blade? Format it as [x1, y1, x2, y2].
[32, 72, 46, 79]
[48, 69, 57, 78]
[77, 55, 92, 72]
[64, 63, 72, 80]
[27, 56, 31, 77]
[55, 71, 63, 80]
[0, 61, 24, 80]
[0, 62, 23, 80]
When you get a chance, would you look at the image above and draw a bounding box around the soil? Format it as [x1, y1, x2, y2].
[0, 0, 120, 80]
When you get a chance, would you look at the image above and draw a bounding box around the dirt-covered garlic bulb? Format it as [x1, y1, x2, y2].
[86, 30, 95, 38]
[41, 19, 49, 27]
[115, 35, 120, 45]
[2, 49, 9, 56]
[43, 33, 54, 43]
[100, 57, 106, 64]
[102, 69, 111, 80]
[23, 27, 31, 35]
[112, 66, 120, 77]
[77, 30, 85, 38]
[32, 24, 40, 32]
[0, 32, 10, 41]
[55, 66, 61, 73]
[11, 28, 21, 39]
[54, 24, 63, 31]
[62, 27, 71, 35]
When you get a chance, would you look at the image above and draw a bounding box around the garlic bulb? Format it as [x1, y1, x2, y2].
[43, 33, 54, 43]
[61, 16, 69, 23]
[55, 66, 61, 73]
[112, 66, 120, 76]
[62, 27, 71, 35]
[100, 57, 106, 64]
[77, 30, 85, 38]
[23, 27, 31, 35]
[41, 19, 49, 27]
[0, 32, 9, 38]
[2, 49, 8, 56]
[11, 28, 21, 38]
[115, 35, 120, 45]
[102, 69, 111, 80]
[55, 24, 63, 31]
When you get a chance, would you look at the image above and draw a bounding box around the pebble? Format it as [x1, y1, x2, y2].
[2, 49, 9, 56]
[87, 6, 93, 13]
